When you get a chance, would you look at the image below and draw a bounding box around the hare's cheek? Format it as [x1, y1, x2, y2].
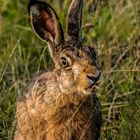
[77, 74, 89, 92]
[59, 72, 75, 90]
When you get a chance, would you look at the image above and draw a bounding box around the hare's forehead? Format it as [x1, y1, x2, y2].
[60, 45, 95, 60]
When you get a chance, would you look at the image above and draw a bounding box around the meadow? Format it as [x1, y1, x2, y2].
[0, 0, 140, 139]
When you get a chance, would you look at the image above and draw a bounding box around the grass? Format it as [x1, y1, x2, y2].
[0, 0, 140, 139]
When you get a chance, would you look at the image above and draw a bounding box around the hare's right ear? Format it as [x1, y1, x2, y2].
[28, 0, 64, 56]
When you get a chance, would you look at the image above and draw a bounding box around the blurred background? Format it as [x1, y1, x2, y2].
[0, 0, 140, 139]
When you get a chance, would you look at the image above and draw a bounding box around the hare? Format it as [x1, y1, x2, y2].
[14, 0, 102, 140]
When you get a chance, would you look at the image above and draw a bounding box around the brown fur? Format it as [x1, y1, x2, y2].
[14, 0, 102, 139]
[14, 68, 101, 140]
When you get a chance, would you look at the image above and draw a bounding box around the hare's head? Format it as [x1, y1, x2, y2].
[28, 0, 102, 95]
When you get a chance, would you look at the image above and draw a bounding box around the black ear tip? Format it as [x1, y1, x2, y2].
[28, 0, 36, 13]
[28, 0, 50, 14]
[28, 0, 41, 14]
[28, 0, 38, 5]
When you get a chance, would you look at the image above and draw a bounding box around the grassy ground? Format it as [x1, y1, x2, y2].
[0, 0, 140, 139]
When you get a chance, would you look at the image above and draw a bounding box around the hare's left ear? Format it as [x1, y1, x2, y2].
[67, 0, 83, 41]
[28, 0, 64, 47]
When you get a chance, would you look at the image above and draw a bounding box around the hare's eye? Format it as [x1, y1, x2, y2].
[60, 57, 69, 68]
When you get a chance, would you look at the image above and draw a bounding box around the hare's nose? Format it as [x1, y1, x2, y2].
[87, 74, 96, 85]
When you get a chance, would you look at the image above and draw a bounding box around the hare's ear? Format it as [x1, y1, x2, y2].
[67, 0, 83, 41]
[28, 0, 64, 48]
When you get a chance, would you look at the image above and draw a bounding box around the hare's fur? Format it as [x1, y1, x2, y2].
[14, 0, 102, 139]
[14, 71, 101, 140]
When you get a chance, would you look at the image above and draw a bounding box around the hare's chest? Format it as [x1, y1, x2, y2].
[46, 103, 94, 140]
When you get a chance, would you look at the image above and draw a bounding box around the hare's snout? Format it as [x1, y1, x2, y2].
[86, 71, 102, 93]
[83, 66, 101, 93]
[72, 64, 101, 95]
[87, 74, 97, 85]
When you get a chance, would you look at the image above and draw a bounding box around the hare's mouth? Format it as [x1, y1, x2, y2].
[86, 73, 102, 93]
